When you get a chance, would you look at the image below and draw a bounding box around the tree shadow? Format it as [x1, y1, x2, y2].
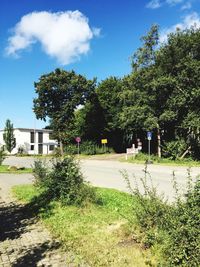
[0, 191, 54, 242]
[12, 241, 62, 267]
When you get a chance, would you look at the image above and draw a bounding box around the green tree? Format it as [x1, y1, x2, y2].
[96, 77, 124, 151]
[33, 69, 96, 152]
[120, 26, 200, 158]
[3, 119, 16, 153]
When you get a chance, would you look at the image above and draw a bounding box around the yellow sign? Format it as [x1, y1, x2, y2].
[101, 139, 108, 144]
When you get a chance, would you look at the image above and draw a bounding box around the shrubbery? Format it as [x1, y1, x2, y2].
[33, 156, 97, 206]
[0, 147, 6, 165]
[64, 141, 113, 155]
[122, 167, 200, 266]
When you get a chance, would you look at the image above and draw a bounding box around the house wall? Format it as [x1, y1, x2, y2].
[0, 128, 57, 155]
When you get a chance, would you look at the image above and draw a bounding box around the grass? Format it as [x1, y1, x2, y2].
[12, 184, 157, 267]
[120, 153, 200, 167]
[0, 165, 32, 173]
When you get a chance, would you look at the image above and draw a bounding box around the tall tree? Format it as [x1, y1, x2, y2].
[96, 77, 124, 151]
[3, 119, 16, 153]
[33, 68, 96, 152]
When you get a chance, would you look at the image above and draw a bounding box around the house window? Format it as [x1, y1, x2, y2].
[49, 145, 55, 151]
[30, 145, 34, 151]
[30, 132, 35, 143]
[38, 132, 43, 143]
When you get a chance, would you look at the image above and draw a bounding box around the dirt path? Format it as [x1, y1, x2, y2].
[0, 178, 86, 267]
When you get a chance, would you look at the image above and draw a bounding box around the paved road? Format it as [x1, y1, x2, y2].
[1, 156, 200, 201]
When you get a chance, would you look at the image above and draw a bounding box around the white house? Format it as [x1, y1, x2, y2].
[0, 128, 58, 155]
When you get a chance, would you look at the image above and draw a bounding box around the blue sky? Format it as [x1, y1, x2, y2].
[0, 0, 200, 129]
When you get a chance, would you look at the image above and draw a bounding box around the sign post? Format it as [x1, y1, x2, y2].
[147, 131, 152, 163]
[75, 137, 81, 156]
[101, 139, 108, 153]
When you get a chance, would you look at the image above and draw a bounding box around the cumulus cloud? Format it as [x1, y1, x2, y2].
[160, 12, 200, 42]
[146, 0, 162, 9]
[6, 11, 100, 65]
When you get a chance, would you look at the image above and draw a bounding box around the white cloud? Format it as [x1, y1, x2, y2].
[166, 0, 184, 5]
[160, 12, 200, 42]
[146, 0, 162, 9]
[181, 1, 192, 10]
[6, 11, 100, 65]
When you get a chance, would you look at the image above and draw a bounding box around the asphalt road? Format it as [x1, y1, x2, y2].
[1, 156, 200, 201]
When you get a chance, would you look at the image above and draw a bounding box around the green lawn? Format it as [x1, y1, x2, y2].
[0, 165, 32, 173]
[120, 154, 200, 167]
[12, 185, 157, 267]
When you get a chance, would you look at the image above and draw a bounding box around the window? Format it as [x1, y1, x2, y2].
[30, 132, 35, 143]
[38, 132, 43, 143]
[49, 145, 55, 151]
[30, 145, 34, 151]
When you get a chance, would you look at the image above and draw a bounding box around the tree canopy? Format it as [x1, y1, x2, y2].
[33, 26, 200, 159]
[33, 68, 96, 144]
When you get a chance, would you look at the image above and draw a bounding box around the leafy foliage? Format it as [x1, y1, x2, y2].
[3, 119, 16, 153]
[0, 148, 6, 165]
[33, 156, 97, 206]
[33, 69, 96, 144]
[122, 168, 200, 266]
[32, 26, 200, 159]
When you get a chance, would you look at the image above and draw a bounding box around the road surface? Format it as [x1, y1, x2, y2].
[1, 156, 199, 201]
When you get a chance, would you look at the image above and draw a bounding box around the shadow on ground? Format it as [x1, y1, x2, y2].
[12, 241, 61, 267]
[0, 193, 65, 266]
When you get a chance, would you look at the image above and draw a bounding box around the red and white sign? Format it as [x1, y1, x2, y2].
[75, 137, 81, 143]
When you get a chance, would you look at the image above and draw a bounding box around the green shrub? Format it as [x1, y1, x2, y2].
[162, 139, 187, 160]
[165, 177, 200, 266]
[32, 159, 49, 187]
[33, 156, 97, 206]
[64, 144, 78, 155]
[122, 166, 200, 266]
[64, 141, 114, 155]
[0, 147, 6, 165]
[80, 141, 97, 155]
[122, 167, 171, 248]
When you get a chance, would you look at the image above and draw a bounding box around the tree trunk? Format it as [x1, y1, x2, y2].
[157, 125, 161, 158]
[60, 141, 64, 156]
[59, 132, 64, 156]
[180, 146, 191, 159]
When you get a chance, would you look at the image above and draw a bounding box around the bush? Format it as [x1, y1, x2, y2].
[64, 141, 114, 155]
[165, 177, 200, 266]
[122, 167, 171, 248]
[162, 139, 187, 160]
[122, 166, 200, 266]
[0, 147, 6, 165]
[32, 159, 49, 187]
[33, 156, 97, 206]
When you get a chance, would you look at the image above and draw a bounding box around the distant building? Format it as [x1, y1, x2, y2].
[0, 128, 58, 155]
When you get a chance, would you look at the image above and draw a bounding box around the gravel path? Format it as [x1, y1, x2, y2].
[0, 176, 86, 267]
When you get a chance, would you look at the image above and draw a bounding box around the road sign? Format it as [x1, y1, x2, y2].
[101, 139, 108, 144]
[147, 131, 152, 140]
[75, 137, 81, 143]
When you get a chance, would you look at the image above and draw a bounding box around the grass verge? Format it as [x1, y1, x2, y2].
[120, 154, 200, 166]
[0, 165, 32, 173]
[12, 184, 156, 267]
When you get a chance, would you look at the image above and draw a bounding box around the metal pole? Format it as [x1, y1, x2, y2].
[148, 139, 151, 162]
[77, 142, 79, 156]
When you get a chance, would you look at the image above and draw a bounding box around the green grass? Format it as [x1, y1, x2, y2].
[120, 153, 200, 167]
[0, 165, 32, 173]
[12, 184, 156, 267]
